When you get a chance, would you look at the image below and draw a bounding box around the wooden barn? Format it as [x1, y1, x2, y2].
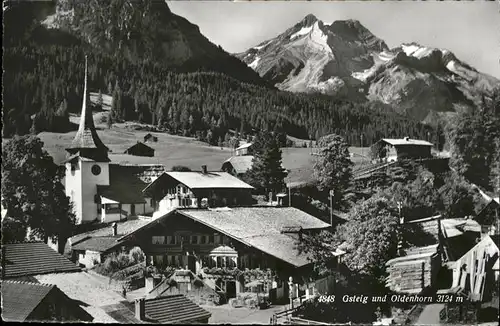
[449, 235, 499, 302]
[370, 137, 433, 163]
[124, 142, 155, 157]
[143, 133, 158, 143]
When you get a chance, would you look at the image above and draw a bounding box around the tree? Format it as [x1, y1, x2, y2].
[96, 90, 104, 110]
[438, 172, 484, 219]
[1, 136, 76, 250]
[245, 131, 287, 195]
[313, 134, 353, 209]
[447, 107, 500, 190]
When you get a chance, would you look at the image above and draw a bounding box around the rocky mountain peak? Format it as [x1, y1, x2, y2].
[299, 14, 319, 27]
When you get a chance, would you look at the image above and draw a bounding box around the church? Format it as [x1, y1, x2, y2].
[64, 57, 256, 224]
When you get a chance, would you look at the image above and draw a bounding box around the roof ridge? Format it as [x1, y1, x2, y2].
[1, 280, 55, 288]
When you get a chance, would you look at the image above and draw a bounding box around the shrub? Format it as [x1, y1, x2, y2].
[129, 246, 145, 264]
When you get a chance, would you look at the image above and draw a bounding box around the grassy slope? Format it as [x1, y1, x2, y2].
[6, 92, 370, 184]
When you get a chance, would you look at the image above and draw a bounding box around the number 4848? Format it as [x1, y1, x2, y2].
[318, 295, 336, 303]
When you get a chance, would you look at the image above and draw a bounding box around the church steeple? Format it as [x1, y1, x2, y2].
[66, 55, 109, 161]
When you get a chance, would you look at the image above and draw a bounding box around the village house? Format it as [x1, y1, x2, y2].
[235, 142, 254, 156]
[370, 137, 433, 163]
[124, 141, 155, 157]
[117, 206, 341, 302]
[221, 155, 254, 177]
[1, 280, 94, 322]
[67, 218, 152, 268]
[142, 167, 254, 217]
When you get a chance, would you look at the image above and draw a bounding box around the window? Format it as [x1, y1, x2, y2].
[191, 235, 198, 244]
[152, 236, 165, 244]
[208, 235, 214, 244]
[166, 235, 175, 244]
[200, 235, 206, 244]
[156, 255, 164, 266]
[214, 234, 220, 244]
[91, 164, 101, 176]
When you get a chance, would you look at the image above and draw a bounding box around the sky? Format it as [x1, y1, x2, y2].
[167, 1, 500, 79]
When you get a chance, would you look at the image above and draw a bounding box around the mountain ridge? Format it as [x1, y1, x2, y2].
[235, 14, 500, 124]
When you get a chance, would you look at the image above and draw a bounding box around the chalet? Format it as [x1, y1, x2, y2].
[221, 155, 254, 177]
[118, 206, 339, 301]
[143, 166, 254, 217]
[235, 142, 254, 156]
[134, 295, 211, 324]
[474, 199, 500, 234]
[68, 218, 151, 268]
[124, 142, 155, 157]
[1, 242, 81, 280]
[143, 133, 158, 143]
[371, 137, 433, 162]
[0, 280, 93, 322]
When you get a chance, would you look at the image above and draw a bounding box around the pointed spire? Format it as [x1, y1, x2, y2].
[66, 55, 109, 161]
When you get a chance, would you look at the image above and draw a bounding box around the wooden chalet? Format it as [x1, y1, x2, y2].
[118, 206, 340, 301]
[370, 137, 433, 163]
[124, 141, 155, 157]
[235, 142, 254, 156]
[221, 156, 254, 177]
[142, 167, 254, 217]
[143, 133, 158, 143]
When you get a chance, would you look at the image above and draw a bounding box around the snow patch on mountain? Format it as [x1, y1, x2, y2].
[253, 40, 273, 50]
[290, 25, 313, 40]
[249, 57, 260, 69]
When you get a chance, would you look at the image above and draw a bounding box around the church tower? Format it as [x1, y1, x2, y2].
[65, 55, 110, 224]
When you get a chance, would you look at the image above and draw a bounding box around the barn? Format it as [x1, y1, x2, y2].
[124, 142, 155, 157]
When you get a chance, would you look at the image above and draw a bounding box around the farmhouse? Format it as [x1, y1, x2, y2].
[142, 167, 254, 217]
[118, 206, 338, 300]
[371, 137, 433, 162]
[124, 141, 155, 157]
[1, 280, 93, 322]
[67, 218, 152, 268]
[221, 155, 254, 177]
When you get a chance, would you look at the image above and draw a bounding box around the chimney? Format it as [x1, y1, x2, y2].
[404, 136, 410, 141]
[112, 222, 118, 236]
[201, 165, 207, 174]
[135, 298, 145, 321]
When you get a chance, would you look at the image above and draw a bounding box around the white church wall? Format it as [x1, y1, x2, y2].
[80, 161, 110, 223]
[66, 162, 83, 224]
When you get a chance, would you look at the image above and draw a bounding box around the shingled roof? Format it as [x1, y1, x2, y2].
[222, 156, 254, 175]
[2, 242, 81, 278]
[66, 56, 109, 156]
[97, 164, 165, 204]
[1, 280, 55, 321]
[71, 236, 123, 253]
[123, 207, 331, 267]
[142, 295, 211, 324]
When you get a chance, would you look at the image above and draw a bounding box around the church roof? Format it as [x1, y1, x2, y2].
[66, 56, 109, 157]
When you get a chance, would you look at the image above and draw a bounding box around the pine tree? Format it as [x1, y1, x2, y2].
[245, 132, 288, 195]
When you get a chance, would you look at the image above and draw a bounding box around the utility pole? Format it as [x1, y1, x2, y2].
[288, 186, 291, 207]
[397, 201, 404, 256]
[329, 190, 334, 228]
[361, 134, 364, 161]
